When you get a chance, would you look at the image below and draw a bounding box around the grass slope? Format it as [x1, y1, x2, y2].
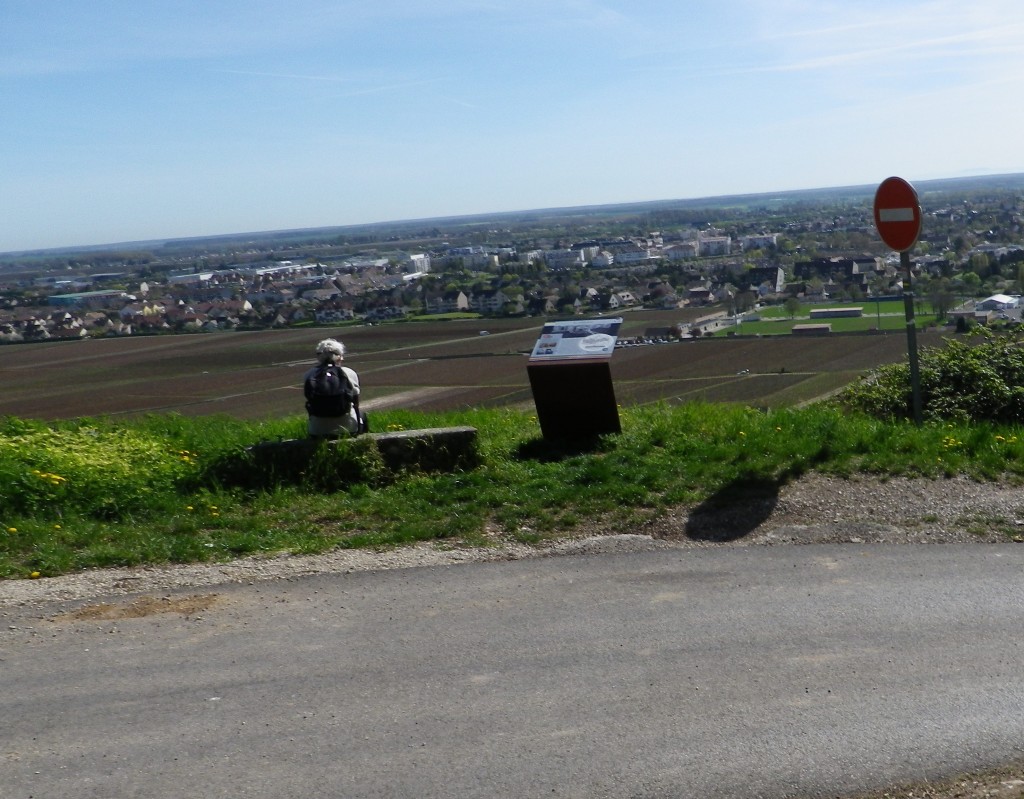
[3, 403, 1024, 580]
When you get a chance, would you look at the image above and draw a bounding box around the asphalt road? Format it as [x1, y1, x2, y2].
[3, 545, 1024, 799]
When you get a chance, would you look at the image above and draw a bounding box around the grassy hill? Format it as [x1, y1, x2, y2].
[3, 398, 1024, 580]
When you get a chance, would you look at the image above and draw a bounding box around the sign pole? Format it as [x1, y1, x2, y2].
[873, 176, 924, 426]
[900, 250, 923, 426]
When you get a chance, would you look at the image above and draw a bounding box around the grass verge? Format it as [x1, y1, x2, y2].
[3, 403, 1024, 579]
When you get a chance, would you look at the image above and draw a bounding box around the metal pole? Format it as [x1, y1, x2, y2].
[901, 250, 923, 425]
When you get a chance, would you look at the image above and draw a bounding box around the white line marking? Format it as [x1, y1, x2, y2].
[879, 208, 916, 222]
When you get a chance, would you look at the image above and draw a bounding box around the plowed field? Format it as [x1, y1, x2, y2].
[0, 314, 933, 421]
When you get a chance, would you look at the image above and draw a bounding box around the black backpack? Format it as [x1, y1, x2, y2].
[304, 364, 356, 418]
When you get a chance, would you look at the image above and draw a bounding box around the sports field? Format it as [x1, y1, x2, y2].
[0, 311, 932, 421]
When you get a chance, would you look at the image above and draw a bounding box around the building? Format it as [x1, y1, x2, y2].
[741, 234, 778, 250]
[400, 253, 431, 273]
[791, 324, 832, 336]
[978, 294, 1019, 311]
[665, 242, 699, 261]
[426, 291, 469, 314]
[698, 235, 732, 257]
[48, 290, 128, 308]
[470, 289, 509, 314]
[809, 307, 863, 319]
[746, 266, 785, 294]
[542, 249, 584, 269]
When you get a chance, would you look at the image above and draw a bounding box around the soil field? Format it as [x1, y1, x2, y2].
[0, 313, 932, 421]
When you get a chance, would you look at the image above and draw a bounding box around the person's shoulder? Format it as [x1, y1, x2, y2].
[341, 365, 360, 385]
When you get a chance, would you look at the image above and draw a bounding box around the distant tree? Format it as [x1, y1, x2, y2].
[735, 291, 757, 313]
[969, 253, 992, 279]
[926, 280, 956, 320]
[784, 297, 802, 318]
[959, 271, 982, 293]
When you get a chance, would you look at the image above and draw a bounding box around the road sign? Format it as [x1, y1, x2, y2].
[874, 176, 924, 424]
[873, 176, 922, 252]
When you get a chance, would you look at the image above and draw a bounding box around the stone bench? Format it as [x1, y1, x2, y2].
[245, 426, 479, 479]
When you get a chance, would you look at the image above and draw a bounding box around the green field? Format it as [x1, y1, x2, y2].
[721, 300, 941, 336]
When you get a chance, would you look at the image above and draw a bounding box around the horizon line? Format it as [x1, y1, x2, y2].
[4, 172, 1023, 259]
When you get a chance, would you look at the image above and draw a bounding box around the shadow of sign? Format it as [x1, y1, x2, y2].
[515, 434, 609, 463]
[684, 474, 782, 542]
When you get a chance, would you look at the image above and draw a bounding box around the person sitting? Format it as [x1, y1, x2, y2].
[303, 338, 364, 438]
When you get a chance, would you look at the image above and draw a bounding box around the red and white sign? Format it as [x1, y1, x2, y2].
[873, 176, 922, 252]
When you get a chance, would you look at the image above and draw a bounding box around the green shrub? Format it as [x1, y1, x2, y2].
[837, 330, 1024, 424]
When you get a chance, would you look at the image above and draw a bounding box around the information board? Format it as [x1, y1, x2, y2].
[527, 317, 622, 439]
[529, 317, 622, 362]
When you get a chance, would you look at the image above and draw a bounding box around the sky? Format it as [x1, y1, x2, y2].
[3, 0, 1024, 253]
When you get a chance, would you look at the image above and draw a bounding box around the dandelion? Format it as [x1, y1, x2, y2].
[32, 469, 67, 486]
[53, 524, 62, 530]
[6, 527, 16, 533]
[738, 431, 746, 437]
[29, 571, 41, 579]
[186, 505, 194, 512]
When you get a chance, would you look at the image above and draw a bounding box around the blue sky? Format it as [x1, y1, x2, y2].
[3, 0, 1024, 253]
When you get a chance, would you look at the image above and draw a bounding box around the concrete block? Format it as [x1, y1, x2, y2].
[244, 426, 479, 482]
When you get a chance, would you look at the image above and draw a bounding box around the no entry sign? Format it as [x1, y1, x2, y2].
[873, 176, 922, 252]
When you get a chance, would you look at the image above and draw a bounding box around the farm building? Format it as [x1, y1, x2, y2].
[948, 307, 995, 326]
[792, 324, 832, 336]
[978, 294, 1019, 311]
[809, 307, 863, 319]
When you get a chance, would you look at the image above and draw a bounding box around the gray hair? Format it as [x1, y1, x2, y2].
[315, 338, 345, 364]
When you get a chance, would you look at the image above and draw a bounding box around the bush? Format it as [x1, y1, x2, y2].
[837, 330, 1024, 423]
